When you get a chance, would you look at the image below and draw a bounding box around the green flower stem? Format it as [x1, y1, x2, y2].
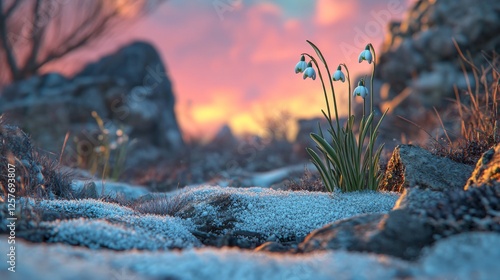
[325, 63, 340, 133]
[305, 40, 340, 133]
[341, 63, 351, 128]
[368, 43, 376, 190]
[363, 99, 366, 119]
[301, 53, 332, 125]
[301, 53, 336, 183]
[368, 43, 376, 134]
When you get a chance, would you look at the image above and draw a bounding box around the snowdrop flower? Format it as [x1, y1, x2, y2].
[332, 65, 345, 82]
[358, 45, 372, 64]
[303, 61, 316, 80]
[353, 79, 369, 98]
[295, 55, 308, 73]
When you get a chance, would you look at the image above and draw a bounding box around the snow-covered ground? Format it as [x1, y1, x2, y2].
[2, 183, 497, 279]
[2, 232, 500, 280]
[168, 185, 400, 239]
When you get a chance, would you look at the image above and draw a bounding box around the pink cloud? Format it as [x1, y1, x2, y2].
[41, 1, 414, 140]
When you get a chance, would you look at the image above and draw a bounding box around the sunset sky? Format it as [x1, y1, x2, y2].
[50, 0, 415, 140]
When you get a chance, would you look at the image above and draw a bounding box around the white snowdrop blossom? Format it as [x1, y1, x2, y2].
[353, 80, 369, 99]
[295, 55, 308, 74]
[332, 65, 345, 82]
[358, 45, 373, 64]
[303, 62, 316, 80]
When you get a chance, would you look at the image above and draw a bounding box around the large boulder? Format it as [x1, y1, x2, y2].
[0, 41, 184, 173]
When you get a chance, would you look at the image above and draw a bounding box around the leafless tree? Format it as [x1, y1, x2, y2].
[0, 0, 164, 84]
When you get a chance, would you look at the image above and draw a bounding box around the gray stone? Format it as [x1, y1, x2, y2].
[380, 144, 474, 192]
[76, 41, 184, 151]
[375, 0, 500, 143]
[392, 187, 445, 211]
[254, 241, 289, 253]
[298, 213, 384, 253]
[41, 72, 67, 88]
[465, 143, 500, 189]
[0, 41, 184, 172]
[298, 209, 434, 260]
[420, 232, 500, 279]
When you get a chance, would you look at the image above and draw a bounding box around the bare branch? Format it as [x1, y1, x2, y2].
[37, 6, 120, 71]
[0, 0, 20, 80]
[5, 0, 24, 18]
[24, 0, 45, 75]
[0, 0, 166, 83]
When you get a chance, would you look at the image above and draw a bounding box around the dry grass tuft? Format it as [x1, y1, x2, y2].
[429, 51, 499, 164]
[0, 117, 75, 201]
[131, 189, 192, 216]
[285, 168, 326, 192]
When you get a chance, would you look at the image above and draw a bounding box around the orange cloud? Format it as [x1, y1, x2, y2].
[315, 0, 358, 26]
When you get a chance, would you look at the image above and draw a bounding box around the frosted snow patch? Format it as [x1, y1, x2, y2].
[176, 185, 400, 238]
[29, 198, 135, 218]
[22, 197, 200, 250]
[0, 240, 414, 280]
[3, 234, 500, 280]
[46, 214, 200, 250]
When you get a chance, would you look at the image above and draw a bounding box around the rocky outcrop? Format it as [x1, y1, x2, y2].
[368, 0, 500, 144]
[379, 0, 500, 103]
[392, 187, 445, 211]
[380, 144, 474, 192]
[0, 41, 184, 172]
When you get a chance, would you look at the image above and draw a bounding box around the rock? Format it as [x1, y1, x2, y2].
[380, 144, 474, 192]
[298, 210, 434, 260]
[210, 124, 237, 147]
[71, 180, 150, 201]
[392, 187, 445, 211]
[76, 182, 98, 199]
[375, 0, 500, 144]
[40, 72, 67, 88]
[77, 41, 184, 151]
[0, 41, 184, 174]
[298, 213, 384, 253]
[379, 0, 500, 96]
[465, 143, 500, 189]
[254, 241, 289, 253]
[370, 209, 434, 260]
[420, 185, 500, 240]
[420, 232, 500, 278]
